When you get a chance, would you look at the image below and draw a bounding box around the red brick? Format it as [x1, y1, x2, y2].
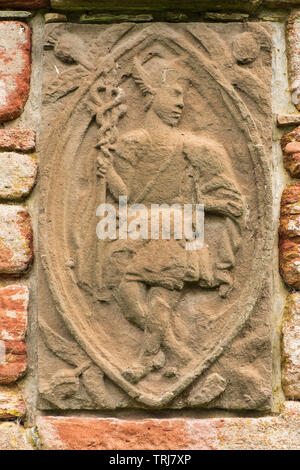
[37, 402, 300, 450]
[279, 185, 300, 239]
[0, 22, 31, 123]
[0, 129, 35, 152]
[0, 285, 28, 384]
[279, 238, 300, 289]
[279, 185, 300, 288]
[0, 1, 49, 8]
[0, 206, 33, 274]
[281, 126, 300, 177]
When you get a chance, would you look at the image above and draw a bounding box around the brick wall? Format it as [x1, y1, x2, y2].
[0, 0, 298, 450]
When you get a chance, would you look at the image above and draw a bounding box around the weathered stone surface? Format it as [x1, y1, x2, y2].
[282, 294, 300, 400]
[0, 11, 33, 20]
[277, 114, 300, 127]
[0, 0, 49, 8]
[51, 0, 262, 13]
[204, 12, 249, 21]
[0, 386, 26, 419]
[286, 10, 300, 112]
[257, 8, 287, 21]
[165, 12, 188, 22]
[45, 13, 67, 23]
[80, 13, 153, 23]
[281, 125, 300, 177]
[0, 129, 36, 152]
[39, 22, 272, 412]
[0, 422, 33, 450]
[37, 402, 300, 450]
[0, 285, 29, 384]
[0, 206, 33, 274]
[0, 22, 31, 123]
[232, 31, 261, 64]
[0, 153, 37, 200]
[279, 185, 300, 288]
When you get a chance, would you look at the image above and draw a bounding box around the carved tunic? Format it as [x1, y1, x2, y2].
[102, 128, 244, 293]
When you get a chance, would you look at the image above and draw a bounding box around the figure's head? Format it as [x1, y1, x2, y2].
[151, 82, 184, 126]
[132, 58, 184, 126]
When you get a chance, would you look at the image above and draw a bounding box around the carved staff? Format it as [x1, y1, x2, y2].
[92, 84, 126, 202]
[89, 81, 127, 290]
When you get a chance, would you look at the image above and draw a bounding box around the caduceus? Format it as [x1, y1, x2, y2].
[88, 80, 127, 290]
[90, 82, 127, 205]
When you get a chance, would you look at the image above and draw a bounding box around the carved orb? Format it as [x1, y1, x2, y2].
[232, 32, 260, 65]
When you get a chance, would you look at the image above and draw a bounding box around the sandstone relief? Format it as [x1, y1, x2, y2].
[38, 22, 273, 410]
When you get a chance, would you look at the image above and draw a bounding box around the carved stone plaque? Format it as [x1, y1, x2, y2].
[38, 22, 273, 410]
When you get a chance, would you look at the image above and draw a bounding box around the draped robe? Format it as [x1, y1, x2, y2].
[100, 128, 244, 296]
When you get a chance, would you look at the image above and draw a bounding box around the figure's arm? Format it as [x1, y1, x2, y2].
[97, 130, 140, 201]
[183, 135, 244, 220]
[97, 154, 129, 200]
[204, 198, 243, 219]
[200, 178, 244, 219]
[98, 131, 144, 201]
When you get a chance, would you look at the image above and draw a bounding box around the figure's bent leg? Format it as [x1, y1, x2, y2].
[122, 287, 170, 384]
[163, 327, 193, 375]
[115, 280, 147, 330]
[141, 287, 170, 357]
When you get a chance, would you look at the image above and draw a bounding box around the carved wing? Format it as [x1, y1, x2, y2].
[45, 66, 90, 103]
[132, 57, 155, 96]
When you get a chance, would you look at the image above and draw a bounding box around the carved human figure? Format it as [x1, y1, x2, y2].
[97, 58, 244, 383]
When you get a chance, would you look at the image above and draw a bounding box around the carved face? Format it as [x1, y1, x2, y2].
[151, 83, 184, 127]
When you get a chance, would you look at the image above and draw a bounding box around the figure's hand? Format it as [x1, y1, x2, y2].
[205, 198, 243, 218]
[96, 156, 111, 178]
[224, 201, 243, 218]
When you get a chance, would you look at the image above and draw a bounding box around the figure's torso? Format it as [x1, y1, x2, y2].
[114, 128, 191, 205]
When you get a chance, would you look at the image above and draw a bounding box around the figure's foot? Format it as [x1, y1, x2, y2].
[163, 366, 178, 378]
[122, 350, 166, 383]
[163, 328, 193, 365]
[219, 282, 233, 298]
[151, 350, 166, 371]
[122, 364, 149, 384]
[215, 271, 234, 298]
